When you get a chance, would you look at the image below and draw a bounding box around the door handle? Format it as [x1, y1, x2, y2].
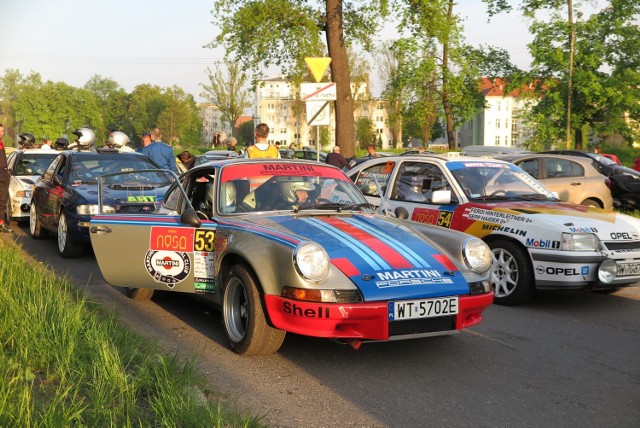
[90, 226, 112, 234]
[570, 182, 581, 186]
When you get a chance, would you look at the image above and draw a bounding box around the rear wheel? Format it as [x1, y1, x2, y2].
[126, 287, 155, 300]
[29, 202, 46, 239]
[489, 240, 535, 305]
[222, 265, 285, 355]
[581, 198, 601, 208]
[58, 211, 83, 258]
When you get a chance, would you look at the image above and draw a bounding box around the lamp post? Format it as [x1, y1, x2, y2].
[565, 0, 575, 149]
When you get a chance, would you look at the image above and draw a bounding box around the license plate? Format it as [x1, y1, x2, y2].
[617, 263, 640, 276]
[388, 297, 458, 321]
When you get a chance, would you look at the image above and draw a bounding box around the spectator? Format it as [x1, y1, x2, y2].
[136, 132, 152, 153]
[245, 123, 280, 158]
[142, 128, 177, 173]
[367, 144, 381, 158]
[178, 151, 195, 170]
[633, 157, 640, 172]
[325, 146, 350, 170]
[0, 124, 12, 232]
[40, 139, 52, 150]
[226, 137, 238, 152]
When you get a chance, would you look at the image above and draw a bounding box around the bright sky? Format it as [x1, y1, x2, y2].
[0, 0, 533, 101]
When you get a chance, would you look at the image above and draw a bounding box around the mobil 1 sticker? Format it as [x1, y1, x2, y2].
[145, 250, 190, 287]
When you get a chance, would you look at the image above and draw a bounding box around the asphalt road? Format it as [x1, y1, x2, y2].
[6, 222, 640, 427]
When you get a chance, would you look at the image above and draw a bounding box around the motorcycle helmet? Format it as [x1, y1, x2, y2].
[71, 127, 96, 149]
[107, 131, 130, 148]
[54, 137, 69, 150]
[18, 133, 36, 149]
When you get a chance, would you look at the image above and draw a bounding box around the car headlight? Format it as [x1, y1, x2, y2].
[598, 259, 617, 284]
[561, 233, 599, 251]
[294, 242, 330, 282]
[462, 238, 493, 273]
[76, 204, 116, 215]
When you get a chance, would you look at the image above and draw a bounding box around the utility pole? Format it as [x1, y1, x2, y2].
[565, 0, 576, 149]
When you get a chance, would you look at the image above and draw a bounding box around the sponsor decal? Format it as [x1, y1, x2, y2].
[150, 226, 194, 252]
[283, 301, 331, 318]
[127, 195, 156, 202]
[464, 207, 532, 224]
[482, 223, 527, 237]
[261, 164, 319, 176]
[526, 238, 560, 249]
[568, 226, 598, 233]
[412, 208, 440, 225]
[375, 269, 453, 288]
[536, 265, 590, 276]
[609, 232, 639, 240]
[144, 250, 190, 286]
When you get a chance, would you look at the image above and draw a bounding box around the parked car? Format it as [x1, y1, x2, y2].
[541, 150, 639, 210]
[5, 149, 58, 222]
[461, 146, 532, 157]
[497, 153, 613, 210]
[347, 154, 640, 305]
[280, 149, 327, 162]
[88, 158, 494, 355]
[29, 149, 172, 257]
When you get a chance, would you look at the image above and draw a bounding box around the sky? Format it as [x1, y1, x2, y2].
[0, 0, 534, 101]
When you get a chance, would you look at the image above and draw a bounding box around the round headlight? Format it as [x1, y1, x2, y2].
[463, 238, 493, 273]
[598, 259, 617, 284]
[294, 242, 330, 281]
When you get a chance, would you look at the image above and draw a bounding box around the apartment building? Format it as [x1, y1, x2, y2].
[198, 102, 234, 146]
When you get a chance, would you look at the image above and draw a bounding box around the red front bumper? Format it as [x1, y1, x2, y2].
[264, 292, 494, 340]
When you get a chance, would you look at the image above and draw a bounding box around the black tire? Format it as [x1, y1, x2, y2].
[222, 265, 286, 355]
[489, 240, 535, 305]
[29, 202, 46, 239]
[592, 287, 619, 294]
[126, 287, 155, 300]
[57, 211, 83, 258]
[581, 198, 601, 208]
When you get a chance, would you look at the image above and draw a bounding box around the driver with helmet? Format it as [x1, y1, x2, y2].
[18, 133, 36, 149]
[275, 181, 316, 210]
[68, 128, 96, 151]
[106, 131, 134, 152]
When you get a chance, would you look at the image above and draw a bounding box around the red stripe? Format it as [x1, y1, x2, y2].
[331, 257, 361, 277]
[432, 254, 458, 272]
[321, 217, 413, 269]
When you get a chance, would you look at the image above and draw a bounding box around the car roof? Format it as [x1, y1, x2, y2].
[350, 153, 515, 168]
[496, 153, 596, 165]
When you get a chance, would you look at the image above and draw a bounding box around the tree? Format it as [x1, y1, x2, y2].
[355, 117, 376, 149]
[210, 0, 388, 158]
[378, 41, 404, 148]
[200, 60, 252, 138]
[0, 70, 43, 145]
[84, 75, 132, 139]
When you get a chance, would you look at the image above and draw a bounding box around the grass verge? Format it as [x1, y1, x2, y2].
[0, 239, 262, 427]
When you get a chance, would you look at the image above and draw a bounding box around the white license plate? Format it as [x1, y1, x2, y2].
[388, 297, 458, 321]
[617, 263, 640, 276]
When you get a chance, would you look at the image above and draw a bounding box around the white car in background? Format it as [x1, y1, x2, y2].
[5, 149, 58, 222]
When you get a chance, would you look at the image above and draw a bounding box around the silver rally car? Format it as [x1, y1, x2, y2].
[347, 154, 640, 305]
[89, 159, 494, 355]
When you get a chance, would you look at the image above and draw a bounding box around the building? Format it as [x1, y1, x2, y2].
[458, 77, 535, 150]
[199, 103, 234, 147]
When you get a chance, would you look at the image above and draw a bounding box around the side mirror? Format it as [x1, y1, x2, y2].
[431, 190, 452, 204]
[180, 207, 202, 227]
[394, 206, 409, 219]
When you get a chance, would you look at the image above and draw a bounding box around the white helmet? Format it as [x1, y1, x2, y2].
[107, 131, 130, 148]
[282, 181, 315, 203]
[219, 182, 237, 212]
[70, 128, 96, 149]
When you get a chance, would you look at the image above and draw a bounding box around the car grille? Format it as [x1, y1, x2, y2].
[389, 315, 456, 336]
[117, 204, 155, 214]
[602, 241, 640, 252]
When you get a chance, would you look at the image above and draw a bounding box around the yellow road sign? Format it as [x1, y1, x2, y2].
[305, 57, 332, 83]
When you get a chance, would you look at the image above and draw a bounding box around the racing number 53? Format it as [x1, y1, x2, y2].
[194, 230, 215, 252]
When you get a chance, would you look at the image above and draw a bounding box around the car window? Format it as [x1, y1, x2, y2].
[391, 161, 456, 204]
[353, 161, 396, 196]
[544, 158, 583, 178]
[517, 159, 539, 179]
[43, 155, 63, 181]
[14, 153, 57, 175]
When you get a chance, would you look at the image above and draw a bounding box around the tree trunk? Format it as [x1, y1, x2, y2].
[442, 0, 456, 150]
[326, 0, 356, 158]
[575, 127, 583, 150]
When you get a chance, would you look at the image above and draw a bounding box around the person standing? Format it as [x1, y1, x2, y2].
[0, 124, 13, 232]
[136, 132, 152, 153]
[226, 136, 238, 152]
[325, 146, 350, 170]
[142, 128, 177, 173]
[245, 123, 280, 158]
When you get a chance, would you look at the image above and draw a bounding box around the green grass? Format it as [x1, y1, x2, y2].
[0, 239, 263, 427]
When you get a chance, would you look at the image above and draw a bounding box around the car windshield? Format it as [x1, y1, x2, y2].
[587, 153, 616, 166]
[69, 154, 158, 184]
[447, 160, 557, 201]
[14, 153, 58, 176]
[218, 162, 369, 214]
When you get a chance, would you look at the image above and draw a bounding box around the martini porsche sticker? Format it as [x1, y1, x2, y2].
[144, 250, 190, 286]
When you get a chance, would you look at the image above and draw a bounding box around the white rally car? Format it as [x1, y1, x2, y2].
[5, 149, 58, 222]
[347, 154, 640, 305]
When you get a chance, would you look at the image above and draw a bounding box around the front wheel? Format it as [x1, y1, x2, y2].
[581, 198, 601, 208]
[29, 202, 46, 239]
[58, 211, 83, 258]
[489, 240, 535, 305]
[222, 265, 285, 355]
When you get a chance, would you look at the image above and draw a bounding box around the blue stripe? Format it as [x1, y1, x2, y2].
[346, 217, 431, 268]
[303, 218, 389, 271]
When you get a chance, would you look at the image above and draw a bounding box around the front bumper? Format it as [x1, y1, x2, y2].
[264, 293, 494, 341]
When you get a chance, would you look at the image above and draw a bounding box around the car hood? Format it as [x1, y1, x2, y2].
[461, 201, 640, 241]
[245, 213, 471, 301]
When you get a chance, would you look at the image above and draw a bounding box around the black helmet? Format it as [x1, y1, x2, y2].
[54, 137, 69, 150]
[70, 127, 96, 149]
[19, 132, 36, 148]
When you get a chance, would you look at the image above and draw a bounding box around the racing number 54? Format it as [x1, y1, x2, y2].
[194, 230, 215, 252]
[437, 211, 453, 228]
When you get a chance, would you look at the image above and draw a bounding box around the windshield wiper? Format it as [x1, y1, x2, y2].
[295, 201, 374, 213]
[510, 193, 557, 201]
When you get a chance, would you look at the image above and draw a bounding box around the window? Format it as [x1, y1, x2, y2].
[495, 136, 501, 145]
[377, 128, 383, 134]
[496, 118, 501, 129]
[353, 161, 396, 197]
[518, 159, 539, 179]
[544, 159, 583, 178]
[390, 161, 455, 205]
